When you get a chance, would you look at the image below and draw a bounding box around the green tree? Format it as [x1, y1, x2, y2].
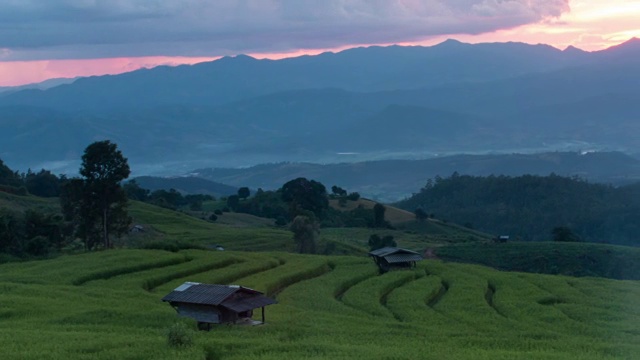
[368, 234, 396, 251]
[61, 178, 100, 250]
[0, 159, 22, 187]
[23, 169, 61, 197]
[347, 192, 360, 201]
[551, 226, 581, 242]
[237, 187, 251, 200]
[414, 208, 428, 221]
[373, 203, 386, 227]
[0, 209, 22, 254]
[281, 177, 328, 219]
[62, 141, 131, 249]
[331, 185, 347, 197]
[123, 179, 149, 201]
[226, 194, 240, 211]
[290, 215, 318, 254]
[149, 189, 185, 209]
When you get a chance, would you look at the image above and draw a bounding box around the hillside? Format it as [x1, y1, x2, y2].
[0, 191, 59, 213]
[129, 198, 491, 256]
[329, 198, 415, 225]
[395, 173, 640, 245]
[193, 152, 640, 201]
[0, 249, 638, 359]
[131, 176, 238, 197]
[436, 242, 640, 280]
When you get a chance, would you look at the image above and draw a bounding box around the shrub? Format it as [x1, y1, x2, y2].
[167, 322, 194, 348]
[25, 236, 50, 256]
[274, 216, 287, 226]
[214, 209, 223, 215]
[141, 240, 205, 253]
[347, 192, 360, 201]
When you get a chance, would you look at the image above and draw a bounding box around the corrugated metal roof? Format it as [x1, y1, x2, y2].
[369, 247, 396, 257]
[162, 283, 276, 311]
[369, 247, 421, 257]
[162, 284, 239, 305]
[174, 282, 200, 291]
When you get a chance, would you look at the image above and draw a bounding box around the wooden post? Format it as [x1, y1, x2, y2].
[261, 307, 265, 324]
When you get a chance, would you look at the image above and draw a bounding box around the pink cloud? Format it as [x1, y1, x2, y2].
[1, 1, 638, 87]
[0, 56, 219, 86]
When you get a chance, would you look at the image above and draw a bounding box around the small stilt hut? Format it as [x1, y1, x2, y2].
[369, 247, 423, 273]
[162, 282, 277, 330]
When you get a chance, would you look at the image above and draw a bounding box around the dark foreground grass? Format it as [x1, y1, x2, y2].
[0, 249, 638, 359]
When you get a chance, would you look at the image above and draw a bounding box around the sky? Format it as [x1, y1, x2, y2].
[0, 0, 639, 87]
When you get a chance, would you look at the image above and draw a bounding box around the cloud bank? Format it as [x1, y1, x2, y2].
[0, 0, 570, 60]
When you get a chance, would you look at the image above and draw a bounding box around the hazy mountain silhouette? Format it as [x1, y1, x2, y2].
[191, 152, 640, 202]
[1, 39, 639, 173]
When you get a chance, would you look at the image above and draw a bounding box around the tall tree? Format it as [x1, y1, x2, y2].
[24, 169, 61, 197]
[551, 226, 581, 242]
[62, 141, 131, 249]
[123, 179, 150, 201]
[237, 187, 251, 200]
[80, 141, 131, 249]
[281, 177, 329, 219]
[373, 203, 386, 228]
[368, 234, 396, 251]
[290, 215, 318, 254]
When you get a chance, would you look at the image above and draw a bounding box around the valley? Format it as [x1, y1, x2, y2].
[2, 35, 640, 359]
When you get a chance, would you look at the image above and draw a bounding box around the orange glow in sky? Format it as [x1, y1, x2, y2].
[425, 0, 640, 51]
[1, 0, 639, 87]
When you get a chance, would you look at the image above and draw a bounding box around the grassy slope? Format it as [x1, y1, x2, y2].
[0, 249, 638, 359]
[128, 201, 294, 252]
[436, 241, 640, 280]
[0, 191, 60, 212]
[329, 198, 416, 224]
[327, 198, 493, 253]
[2, 194, 640, 358]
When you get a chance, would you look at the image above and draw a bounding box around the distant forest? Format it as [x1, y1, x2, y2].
[395, 174, 640, 245]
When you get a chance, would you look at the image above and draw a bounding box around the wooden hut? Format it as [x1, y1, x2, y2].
[369, 247, 423, 273]
[162, 282, 277, 330]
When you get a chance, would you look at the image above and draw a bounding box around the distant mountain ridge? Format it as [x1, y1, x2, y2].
[0, 77, 78, 95]
[191, 152, 640, 202]
[132, 176, 237, 197]
[1, 38, 639, 174]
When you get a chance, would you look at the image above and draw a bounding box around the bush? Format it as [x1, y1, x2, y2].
[25, 236, 50, 256]
[214, 209, 223, 215]
[142, 240, 204, 252]
[167, 322, 194, 348]
[209, 214, 218, 222]
[347, 192, 360, 201]
[274, 216, 287, 227]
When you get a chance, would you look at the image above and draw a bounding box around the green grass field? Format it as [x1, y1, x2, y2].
[0, 249, 638, 359]
[2, 192, 640, 358]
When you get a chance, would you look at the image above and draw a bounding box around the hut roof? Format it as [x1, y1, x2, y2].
[369, 247, 423, 263]
[161, 282, 276, 309]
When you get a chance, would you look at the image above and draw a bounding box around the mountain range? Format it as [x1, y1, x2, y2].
[179, 151, 640, 202]
[1, 38, 639, 176]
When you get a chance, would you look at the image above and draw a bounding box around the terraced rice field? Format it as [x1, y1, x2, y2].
[0, 249, 638, 359]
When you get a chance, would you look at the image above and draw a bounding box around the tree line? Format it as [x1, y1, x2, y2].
[1, 141, 132, 257]
[395, 173, 640, 245]
[2, 140, 396, 258]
